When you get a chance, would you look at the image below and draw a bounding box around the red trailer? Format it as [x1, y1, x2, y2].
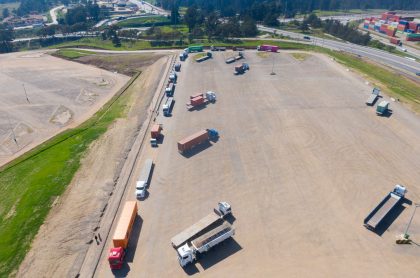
[178, 130, 209, 153]
[151, 124, 162, 139]
[389, 37, 400, 45]
[186, 95, 206, 110]
[257, 45, 278, 52]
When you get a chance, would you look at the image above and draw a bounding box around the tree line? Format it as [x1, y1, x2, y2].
[158, 0, 419, 18]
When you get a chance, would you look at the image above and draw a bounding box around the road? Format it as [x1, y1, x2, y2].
[129, 0, 169, 15]
[258, 25, 420, 75]
[47, 5, 64, 25]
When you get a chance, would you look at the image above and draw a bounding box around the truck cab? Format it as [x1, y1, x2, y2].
[177, 243, 195, 267]
[218, 202, 232, 216]
[206, 91, 217, 102]
[136, 180, 147, 199]
[108, 247, 125, 269]
[150, 138, 158, 147]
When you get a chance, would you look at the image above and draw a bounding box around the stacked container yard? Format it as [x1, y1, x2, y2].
[363, 12, 420, 42]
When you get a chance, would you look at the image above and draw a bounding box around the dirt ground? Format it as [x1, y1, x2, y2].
[0, 50, 130, 167]
[75, 53, 165, 76]
[94, 50, 420, 277]
[16, 56, 171, 278]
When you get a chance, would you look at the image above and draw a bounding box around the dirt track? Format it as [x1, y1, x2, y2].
[0, 51, 130, 167]
[16, 56, 170, 278]
[95, 51, 420, 277]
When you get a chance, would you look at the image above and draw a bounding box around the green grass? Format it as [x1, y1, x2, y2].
[117, 16, 170, 28]
[291, 52, 310, 61]
[49, 38, 153, 50]
[298, 9, 386, 17]
[54, 49, 95, 59]
[0, 72, 139, 277]
[325, 50, 420, 112]
[159, 25, 188, 34]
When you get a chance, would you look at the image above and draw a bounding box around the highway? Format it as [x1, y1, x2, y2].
[258, 25, 420, 75]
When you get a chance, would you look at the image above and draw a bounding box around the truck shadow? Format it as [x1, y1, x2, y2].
[373, 198, 412, 236]
[378, 109, 393, 118]
[181, 141, 213, 158]
[198, 238, 242, 270]
[112, 215, 143, 276]
[224, 214, 236, 224]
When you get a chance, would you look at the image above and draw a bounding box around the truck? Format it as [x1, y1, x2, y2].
[188, 45, 204, 52]
[177, 128, 219, 154]
[150, 124, 162, 147]
[174, 63, 181, 72]
[171, 202, 232, 249]
[186, 91, 216, 110]
[235, 63, 249, 75]
[365, 87, 380, 106]
[169, 72, 177, 83]
[363, 185, 407, 230]
[172, 202, 233, 267]
[225, 52, 243, 64]
[211, 45, 226, 51]
[390, 37, 401, 45]
[177, 222, 235, 267]
[235, 52, 244, 61]
[163, 97, 174, 117]
[376, 100, 389, 115]
[195, 52, 212, 63]
[108, 201, 138, 269]
[179, 51, 188, 61]
[257, 45, 279, 52]
[165, 82, 175, 97]
[135, 159, 154, 199]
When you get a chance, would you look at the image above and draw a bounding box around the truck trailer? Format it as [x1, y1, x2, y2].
[150, 124, 162, 147]
[188, 45, 204, 52]
[225, 52, 243, 64]
[363, 184, 407, 230]
[171, 202, 232, 249]
[186, 91, 216, 110]
[163, 97, 174, 117]
[257, 45, 279, 52]
[177, 129, 219, 154]
[177, 222, 235, 267]
[366, 88, 380, 106]
[108, 201, 138, 269]
[376, 100, 389, 115]
[135, 159, 154, 198]
[195, 52, 212, 63]
[165, 82, 175, 97]
[235, 63, 249, 74]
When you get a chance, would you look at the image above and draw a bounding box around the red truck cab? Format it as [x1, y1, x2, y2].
[108, 247, 125, 269]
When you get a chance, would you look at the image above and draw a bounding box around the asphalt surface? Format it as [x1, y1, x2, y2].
[258, 25, 420, 76]
[93, 51, 420, 277]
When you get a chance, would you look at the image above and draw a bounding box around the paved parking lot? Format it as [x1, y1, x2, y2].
[96, 50, 420, 277]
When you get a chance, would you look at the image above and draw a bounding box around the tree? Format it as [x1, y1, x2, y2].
[0, 24, 14, 53]
[170, 4, 180, 25]
[2, 8, 9, 18]
[263, 13, 279, 27]
[184, 6, 198, 32]
[112, 34, 121, 47]
[204, 12, 219, 39]
[65, 6, 88, 25]
[299, 22, 310, 32]
[241, 17, 258, 37]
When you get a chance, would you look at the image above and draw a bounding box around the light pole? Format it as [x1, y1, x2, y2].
[403, 204, 420, 239]
[270, 53, 276, 75]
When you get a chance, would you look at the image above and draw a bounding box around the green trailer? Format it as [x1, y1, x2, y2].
[188, 45, 204, 52]
[376, 100, 389, 115]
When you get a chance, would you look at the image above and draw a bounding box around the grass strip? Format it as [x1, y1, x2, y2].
[0, 72, 139, 278]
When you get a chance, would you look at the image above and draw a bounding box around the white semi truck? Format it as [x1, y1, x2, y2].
[171, 202, 233, 267]
[177, 222, 235, 267]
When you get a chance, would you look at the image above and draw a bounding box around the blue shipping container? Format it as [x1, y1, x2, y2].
[363, 24, 369, 29]
[399, 20, 408, 25]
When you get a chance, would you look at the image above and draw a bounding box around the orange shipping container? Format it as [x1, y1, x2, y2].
[112, 201, 138, 249]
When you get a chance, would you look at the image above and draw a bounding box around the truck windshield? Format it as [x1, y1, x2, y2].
[109, 259, 120, 265]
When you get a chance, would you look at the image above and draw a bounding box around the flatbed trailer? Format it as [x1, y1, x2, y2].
[364, 185, 407, 230]
[171, 212, 222, 249]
